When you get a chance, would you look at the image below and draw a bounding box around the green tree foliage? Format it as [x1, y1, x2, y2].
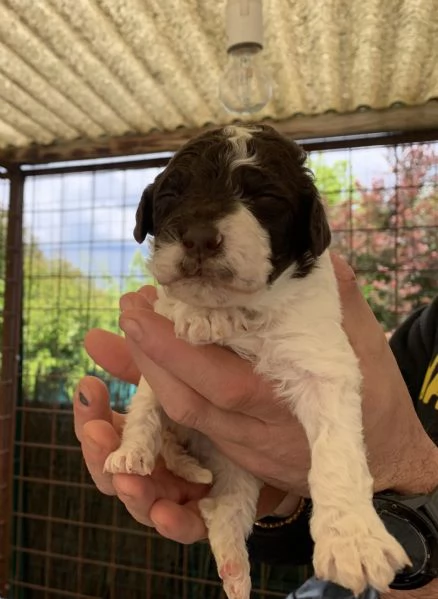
[20, 239, 154, 403]
[23, 240, 115, 401]
[308, 152, 350, 205]
[124, 248, 156, 292]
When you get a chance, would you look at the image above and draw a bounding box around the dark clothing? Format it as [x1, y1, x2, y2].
[248, 297, 438, 583]
[391, 296, 438, 445]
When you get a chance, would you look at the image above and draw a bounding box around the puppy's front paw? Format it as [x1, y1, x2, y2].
[174, 308, 249, 345]
[175, 313, 217, 344]
[313, 511, 410, 595]
[104, 446, 156, 476]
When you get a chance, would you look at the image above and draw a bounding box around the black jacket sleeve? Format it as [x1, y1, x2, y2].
[249, 296, 438, 567]
[389, 296, 438, 411]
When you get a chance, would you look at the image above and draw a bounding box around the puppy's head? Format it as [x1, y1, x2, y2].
[135, 124, 331, 307]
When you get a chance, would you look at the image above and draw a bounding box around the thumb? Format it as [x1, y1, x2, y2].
[73, 375, 124, 442]
[331, 253, 385, 347]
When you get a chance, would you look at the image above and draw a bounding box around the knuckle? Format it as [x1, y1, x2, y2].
[220, 377, 259, 412]
[164, 402, 203, 431]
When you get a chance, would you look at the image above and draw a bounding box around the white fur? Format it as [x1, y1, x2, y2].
[223, 125, 260, 171]
[148, 205, 272, 309]
[105, 200, 410, 598]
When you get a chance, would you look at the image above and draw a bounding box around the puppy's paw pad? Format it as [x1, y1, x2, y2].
[103, 447, 155, 476]
[220, 561, 251, 599]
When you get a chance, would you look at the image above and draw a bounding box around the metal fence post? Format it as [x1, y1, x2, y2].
[0, 167, 24, 598]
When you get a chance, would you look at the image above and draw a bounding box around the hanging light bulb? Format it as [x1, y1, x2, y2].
[219, 0, 272, 115]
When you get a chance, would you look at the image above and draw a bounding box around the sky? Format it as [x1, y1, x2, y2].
[22, 166, 163, 289]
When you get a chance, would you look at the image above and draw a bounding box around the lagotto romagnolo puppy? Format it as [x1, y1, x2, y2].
[104, 125, 410, 598]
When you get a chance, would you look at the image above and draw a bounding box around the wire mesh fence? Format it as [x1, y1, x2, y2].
[1, 138, 437, 598]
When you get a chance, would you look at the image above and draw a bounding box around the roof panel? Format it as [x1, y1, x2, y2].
[0, 0, 437, 156]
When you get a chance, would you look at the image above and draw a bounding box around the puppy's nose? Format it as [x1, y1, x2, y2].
[181, 225, 223, 257]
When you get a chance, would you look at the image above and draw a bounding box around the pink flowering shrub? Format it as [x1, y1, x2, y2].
[325, 144, 437, 331]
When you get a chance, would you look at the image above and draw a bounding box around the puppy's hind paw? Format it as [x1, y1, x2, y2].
[103, 447, 156, 476]
[167, 460, 213, 485]
[220, 560, 251, 599]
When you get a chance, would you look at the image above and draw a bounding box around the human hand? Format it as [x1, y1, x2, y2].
[77, 253, 438, 545]
[74, 364, 286, 543]
[73, 375, 211, 541]
[112, 254, 438, 498]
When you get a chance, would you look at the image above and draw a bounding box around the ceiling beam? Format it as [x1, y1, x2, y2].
[1, 101, 438, 166]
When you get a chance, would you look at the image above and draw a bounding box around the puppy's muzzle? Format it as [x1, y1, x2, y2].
[180, 224, 224, 276]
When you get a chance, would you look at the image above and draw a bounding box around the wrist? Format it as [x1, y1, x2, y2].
[254, 496, 307, 529]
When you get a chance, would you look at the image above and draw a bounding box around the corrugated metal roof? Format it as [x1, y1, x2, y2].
[0, 0, 437, 155]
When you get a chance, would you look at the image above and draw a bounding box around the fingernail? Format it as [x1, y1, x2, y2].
[78, 391, 89, 406]
[120, 317, 143, 342]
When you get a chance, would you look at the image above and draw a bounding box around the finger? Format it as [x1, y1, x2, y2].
[331, 253, 386, 348]
[150, 499, 207, 544]
[118, 257, 369, 417]
[119, 259, 365, 414]
[120, 290, 155, 311]
[84, 329, 140, 385]
[330, 254, 407, 423]
[119, 309, 271, 416]
[124, 333, 271, 442]
[73, 376, 123, 441]
[113, 465, 210, 531]
[130, 285, 158, 306]
[150, 487, 289, 544]
[81, 420, 120, 495]
[112, 473, 156, 527]
[330, 252, 356, 284]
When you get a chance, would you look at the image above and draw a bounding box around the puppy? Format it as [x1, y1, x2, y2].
[104, 125, 410, 599]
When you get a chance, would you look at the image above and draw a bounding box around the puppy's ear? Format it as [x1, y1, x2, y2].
[292, 184, 331, 276]
[133, 184, 154, 243]
[308, 191, 331, 257]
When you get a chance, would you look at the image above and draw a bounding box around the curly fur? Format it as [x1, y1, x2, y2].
[105, 124, 410, 599]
